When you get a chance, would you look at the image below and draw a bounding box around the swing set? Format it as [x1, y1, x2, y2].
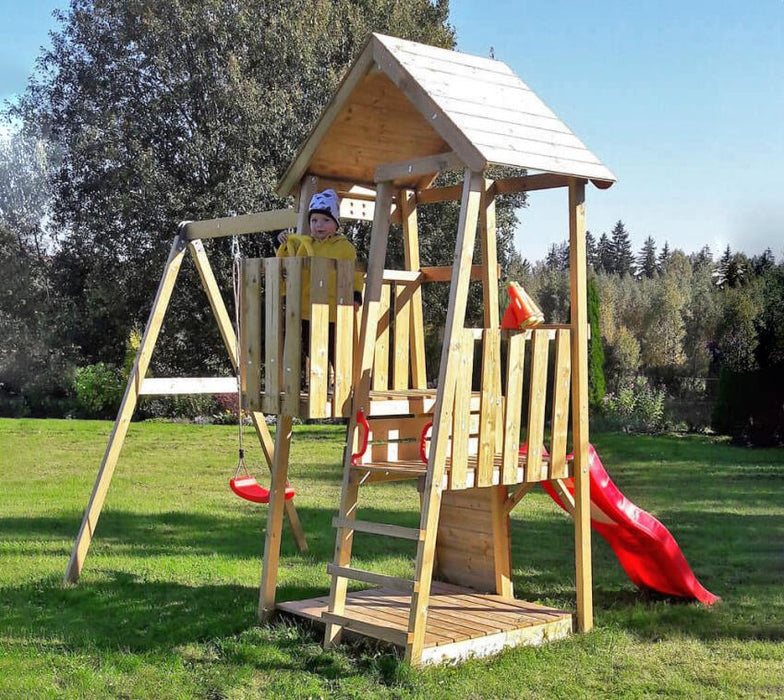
[65, 34, 626, 666]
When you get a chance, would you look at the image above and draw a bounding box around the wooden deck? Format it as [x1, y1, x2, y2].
[278, 582, 573, 665]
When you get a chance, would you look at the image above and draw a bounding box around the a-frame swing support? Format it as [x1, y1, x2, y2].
[64, 212, 309, 586]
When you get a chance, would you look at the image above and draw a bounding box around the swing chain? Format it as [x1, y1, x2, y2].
[231, 234, 248, 479]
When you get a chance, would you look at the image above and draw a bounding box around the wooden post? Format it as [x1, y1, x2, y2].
[400, 189, 427, 388]
[64, 234, 188, 584]
[257, 175, 316, 615]
[479, 182, 513, 595]
[405, 170, 483, 665]
[479, 178, 499, 329]
[324, 182, 394, 649]
[258, 414, 293, 620]
[568, 179, 593, 632]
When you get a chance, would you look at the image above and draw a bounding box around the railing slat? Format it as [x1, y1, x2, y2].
[282, 257, 303, 416]
[241, 259, 262, 411]
[372, 284, 391, 390]
[334, 259, 354, 417]
[393, 283, 411, 390]
[549, 329, 571, 479]
[477, 328, 501, 488]
[502, 332, 526, 485]
[308, 258, 331, 418]
[448, 330, 474, 490]
[524, 330, 550, 482]
[262, 258, 282, 414]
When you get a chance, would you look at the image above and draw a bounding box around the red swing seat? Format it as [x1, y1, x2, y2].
[229, 476, 296, 504]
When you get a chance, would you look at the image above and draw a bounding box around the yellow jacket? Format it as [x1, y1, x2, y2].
[276, 234, 364, 320]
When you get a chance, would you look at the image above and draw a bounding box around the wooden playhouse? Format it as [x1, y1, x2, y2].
[64, 34, 616, 666]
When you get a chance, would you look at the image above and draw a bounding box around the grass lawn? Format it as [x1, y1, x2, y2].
[1, 418, 783, 698]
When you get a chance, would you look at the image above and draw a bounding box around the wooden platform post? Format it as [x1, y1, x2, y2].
[324, 182, 394, 648]
[258, 414, 294, 620]
[257, 176, 316, 618]
[479, 177, 513, 598]
[406, 170, 483, 665]
[568, 178, 593, 632]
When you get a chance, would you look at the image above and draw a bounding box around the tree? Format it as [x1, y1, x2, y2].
[597, 232, 613, 274]
[637, 235, 657, 279]
[751, 247, 775, 276]
[585, 230, 598, 269]
[658, 241, 671, 272]
[544, 241, 569, 271]
[11, 0, 456, 378]
[587, 275, 606, 407]
[610, 220, 635, 276]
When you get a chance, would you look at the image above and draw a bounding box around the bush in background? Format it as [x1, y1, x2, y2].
[601, 376, 666, 433]
[73, 363, 123, 418]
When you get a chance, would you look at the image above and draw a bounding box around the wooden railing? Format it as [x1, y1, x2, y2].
[424, 326, 573, 488]
[240, 257, 358, 419]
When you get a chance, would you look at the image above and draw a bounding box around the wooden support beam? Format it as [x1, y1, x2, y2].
[492, 173, 572, 195]
[503, 482, 537, 516]
[552, 479, 576, 515]
[64, 235, 188, 584]
[182, 209, 297, 240]
[138, 377, 238, 395]
[490, 485, 514, 598]
[405, 169, 484, 666]
[480, 178, 499, 329]
[568, 178, 593, 633]
[324, 182, 394, 649]
[258, 414, 293, 620]
[416, 173, 572, 204]
[400, 189, 427, 389]
[374, 152, 462, 184]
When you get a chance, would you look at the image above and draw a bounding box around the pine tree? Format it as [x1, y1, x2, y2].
[658, 241, 671, 272]
[545, 243, 561, 270]
[751, 248, 775, 275]
[691, 245, 713, 272]
[585, 230, 598, 269]
[610, 220, 635, 276]
[637, 236, 658, 278]
[597, 233, 613, 274]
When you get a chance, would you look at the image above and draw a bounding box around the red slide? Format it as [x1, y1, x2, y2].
[542, 444, 719, 605]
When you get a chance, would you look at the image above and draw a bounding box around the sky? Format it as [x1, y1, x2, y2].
[1, 0, 783, 262]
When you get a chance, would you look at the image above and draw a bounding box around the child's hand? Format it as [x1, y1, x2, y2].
[354, 300, 361, 312]
[277, 232, 288, 245]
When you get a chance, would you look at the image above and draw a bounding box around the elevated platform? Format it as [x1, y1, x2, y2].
[278, 582, 573, 665]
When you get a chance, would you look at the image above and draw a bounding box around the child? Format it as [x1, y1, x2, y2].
[278, 189, 363, 309]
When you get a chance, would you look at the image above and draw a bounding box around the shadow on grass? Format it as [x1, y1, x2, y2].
[2, 489, 783, 656]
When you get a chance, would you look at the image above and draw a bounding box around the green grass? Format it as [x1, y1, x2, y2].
[1, 418, 783, 698]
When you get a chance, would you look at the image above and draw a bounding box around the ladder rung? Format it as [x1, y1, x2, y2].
[326, 564, 415, 593]
[332, 517, 425, 541]
[321, 611, 408, 647]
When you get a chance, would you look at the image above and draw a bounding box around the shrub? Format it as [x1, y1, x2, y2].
[602, 376, 666, 433]
[73, 363, 123, 418]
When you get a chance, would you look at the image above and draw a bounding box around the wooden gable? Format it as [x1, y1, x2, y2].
[277, 33, 615, 196]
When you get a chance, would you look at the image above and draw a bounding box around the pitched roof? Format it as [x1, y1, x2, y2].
[277, 34, 615, 195]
